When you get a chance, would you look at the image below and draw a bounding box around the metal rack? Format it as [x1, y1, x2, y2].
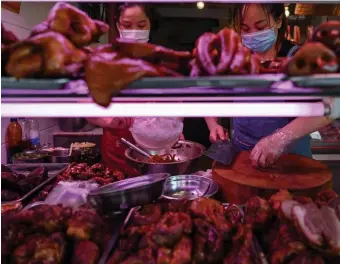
[2, 75, 340, 117]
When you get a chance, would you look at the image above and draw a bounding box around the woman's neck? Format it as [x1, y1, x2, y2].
[256, 45, 278, 62]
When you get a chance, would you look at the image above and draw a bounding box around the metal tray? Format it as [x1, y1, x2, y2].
[1, 77, 69, 90]
[2, 163, 69, 205]
[289, 74, 340, 88]
[127, 74, 285, 89]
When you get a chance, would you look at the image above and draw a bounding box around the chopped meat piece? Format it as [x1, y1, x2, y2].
[315, 190, 338, 207]
[244, 196, 273, 229]
[71, 240, 100, 264]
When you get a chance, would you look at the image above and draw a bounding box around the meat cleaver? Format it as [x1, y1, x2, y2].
[204, 140, 238, 166]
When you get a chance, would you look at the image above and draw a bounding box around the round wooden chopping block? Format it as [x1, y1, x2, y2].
[213, 151, 332, 204]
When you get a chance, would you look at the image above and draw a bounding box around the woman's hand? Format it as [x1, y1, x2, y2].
[209, 124, 229, 142]
[250, 131, 293, 168]
[205, 117, 229, 143]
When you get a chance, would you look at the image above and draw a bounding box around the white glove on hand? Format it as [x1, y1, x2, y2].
[250, 131, 295, 168]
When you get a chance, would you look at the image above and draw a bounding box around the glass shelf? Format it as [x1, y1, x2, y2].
[2, 75, 340, 117]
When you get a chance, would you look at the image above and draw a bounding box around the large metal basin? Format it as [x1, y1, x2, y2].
[125, 140, 205, 175]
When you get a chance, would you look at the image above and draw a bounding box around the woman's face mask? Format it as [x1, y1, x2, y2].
[118, 28, 150, 43]
[241, 27, 277, 53]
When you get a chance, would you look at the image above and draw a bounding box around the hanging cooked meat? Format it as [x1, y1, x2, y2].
[30, 2, 109, 47]
[85, 51, 182, 107]
[192, 28, 261, 76]
[6, 32, 87, 79]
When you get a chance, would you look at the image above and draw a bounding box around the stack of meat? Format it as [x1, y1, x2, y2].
[108, 198, 259, 264]
[1, 165, 48, 202]
[34, 162, 127, 201]
[2, 2, 340, 107]
[1, 204, 107, 264]
[242, 189, 340, 264]
[1, 2, 192, 107]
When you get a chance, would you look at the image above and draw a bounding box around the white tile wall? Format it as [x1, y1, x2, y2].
[1, 2, 59, 164]
[1, 118, 59, 163]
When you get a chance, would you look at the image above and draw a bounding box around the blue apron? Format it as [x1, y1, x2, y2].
[232, 117, 312, 158]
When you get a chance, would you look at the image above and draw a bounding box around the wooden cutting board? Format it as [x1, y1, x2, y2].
[213, 151, 332, 204]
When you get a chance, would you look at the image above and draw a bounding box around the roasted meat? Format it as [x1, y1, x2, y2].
[13, 233, 66, 264]
[152, 212, 186, 247]
[244, 196, 273, 229]
[310, 20, 340, 56]
[71, 240, 100, 264]
[280, 200, 300, 221]
[85, 52, 181, 107]
[156, 247, 172, 264]
[283, 43, 338, 76]
[17, 167, 48, 193]
[2, 204, 106, 264]
[269, 190, 293, 212]
[293, 196, 313, 205]
[109, 39, 191, 70]
[67, 207, 104, 242]
[315, 190, 338, 207]
[269, 224, 306, 264]
[190, 197, 232, 238]
[292, 203, 340, 254]
[7, 205, 72, 234]
[288, 251, 325, 264]
[224, 224, 254, 264]
[170, 236, 192, 264]
[192, 28, 261, 76]
[224, 204, 243, 227]
[6, 32, 87, 79]
[31, 2, 109, 47]
[56, 162, 126, 186]
[132, 204, 162, 225]
[109, 198, 239, 264]
[1, 189, 21, 201]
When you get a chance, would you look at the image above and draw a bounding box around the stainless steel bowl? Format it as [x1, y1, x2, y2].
[162, 175, 218, 200]
[125, 140, 205, 175]
[39, 147, 75, 163]
[87, 173, 170, 213]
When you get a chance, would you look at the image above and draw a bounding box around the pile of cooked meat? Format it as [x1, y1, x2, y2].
[1, 204, 108, 264]
[33, 162, 127, 201]
[1, 2, 340, 106]
[243, 189, 340, 264]
[1, 165, 48, 202]
[107, 198, 258, 264]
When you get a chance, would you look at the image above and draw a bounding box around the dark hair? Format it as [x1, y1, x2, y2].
[115, 3, 153, 22]
[232, 4, 287, 50]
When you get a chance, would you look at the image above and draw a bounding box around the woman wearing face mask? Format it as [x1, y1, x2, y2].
[85, 3, 153, 176]
[205, 3, 333, 168]
[116, 2, 152, 43]
[87, 3, 185, 174]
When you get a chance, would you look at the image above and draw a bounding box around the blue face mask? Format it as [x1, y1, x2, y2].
[241, 27, 277, 53]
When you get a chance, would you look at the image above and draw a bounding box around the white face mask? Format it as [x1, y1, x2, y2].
[118, 29, 150, 43]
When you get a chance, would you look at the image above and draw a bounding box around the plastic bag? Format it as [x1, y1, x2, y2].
[44, 181, 99, 208]
[130, 117, 183, 151]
